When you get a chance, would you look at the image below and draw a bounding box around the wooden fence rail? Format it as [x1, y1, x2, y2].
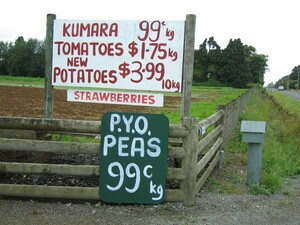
[0, 89, 253, 206]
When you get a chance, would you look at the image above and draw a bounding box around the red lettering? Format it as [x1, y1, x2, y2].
[62, 23, 71, 36]
[108, 70, 117, 84]
[115, 43, 124, 56]
[92, 92, 99, 101]
[99, 92, 110, 101]
[117, 93, 122, 102]
[107, 43, 114, 56]
[98, 43, 107, 55]
[62, 23, 118, 37]
[111, 93, 116, 101]
[54, 41, 123, 56]
[99, 23, 109, 36]
[53, 68, 117, 85]
[142, 95, 148, 104]
[101, 70, 108, 84]
[77, 70, 85, 83]
[71, 91, 158, 106]
[148, 95, 155, 104]
[74, 91, 80, 100]
[53, 67, 60, 83]
[86, 91, 91, 101]
[131, 94, 137, 103]
[78, 91, 85, 100]
[123, 94, 129, 102]
[67, 57, 88, 67]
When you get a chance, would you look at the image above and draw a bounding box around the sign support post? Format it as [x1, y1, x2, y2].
[44, 13, 56, 119]
[180, 14, 196, 122]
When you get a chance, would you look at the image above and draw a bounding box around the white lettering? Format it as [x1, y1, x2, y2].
[135, 116, 148, 134]
[122, 115, 133, 133]
[152, 184, 163, 201]
[143, 165, 153, 178]
[118, 137, 129, 156]
[110, 113, 121, 132]
[103, 135, 116, 156]
[131, 137, 145, 157]
[147, 137, 161, 157]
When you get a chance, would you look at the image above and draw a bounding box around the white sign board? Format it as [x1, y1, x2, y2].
[67, 89, 163, 107]
[52, 20, 184, 92]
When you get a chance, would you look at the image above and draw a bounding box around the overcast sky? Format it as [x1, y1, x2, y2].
[1, 0, 299, 85]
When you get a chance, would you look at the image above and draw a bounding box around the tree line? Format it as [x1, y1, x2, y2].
[194, 37, 268, 88]
[271, 66, 299, 89]
[0, 36, 269, 88]
[0, 37, 45, 78]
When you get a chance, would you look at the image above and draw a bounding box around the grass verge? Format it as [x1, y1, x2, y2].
[205, 88, 300, 195]
[267, 90, 300, 118]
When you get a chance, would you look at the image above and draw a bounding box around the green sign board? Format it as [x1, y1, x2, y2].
[99, 112, 169, 204]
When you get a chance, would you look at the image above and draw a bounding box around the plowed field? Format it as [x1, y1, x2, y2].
[0, 85, 181, 120]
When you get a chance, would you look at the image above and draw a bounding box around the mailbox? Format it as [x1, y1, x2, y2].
[240, 120, 266, 143]
[240, 120, 266, 185]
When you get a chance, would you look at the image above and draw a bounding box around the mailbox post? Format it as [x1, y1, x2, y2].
[240, 120, 266, 185]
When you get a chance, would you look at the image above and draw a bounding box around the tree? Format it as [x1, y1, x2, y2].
[247, 53, 268, 85]
[7, 36, 27, 76]
[194, 37, 221, 83]
[26, 38, 45, 77]
[276, 66, 300, 89]
[243, 44, 268, 85]
[218, 38, 251, 88]
[4, 36, 45, 77]
[0, 41, 9, 74]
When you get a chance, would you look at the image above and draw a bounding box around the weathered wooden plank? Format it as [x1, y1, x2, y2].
[196, 137, 222, 176]
[0, 117, 101, 134]
[0, 184, 100, 200]
[195, 150, 220, 193]
[0, 162, 186, 181]
[198, 110, 224, 132]
[0, 138, 186, 156]
[0, 116, 187, 138]
[197, 124, 223, 154]
[0, 138, 99, 154]
[0, 184, 184, 202]
[0, 162, 99, 176]
[165, 189, 185, 202]
[167, 167, 186, 180]
[168, 146, 186, 159]
[169, 124, 189, 138]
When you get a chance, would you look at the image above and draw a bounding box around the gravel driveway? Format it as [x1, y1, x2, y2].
[1, 176, 299, 225]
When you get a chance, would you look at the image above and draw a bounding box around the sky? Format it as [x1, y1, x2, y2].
[1, 0, 299, 85]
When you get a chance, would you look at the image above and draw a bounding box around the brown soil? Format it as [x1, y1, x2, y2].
[0, 85, 182, 120]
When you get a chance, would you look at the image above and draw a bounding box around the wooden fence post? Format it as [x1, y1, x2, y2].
[44, 14, 56, 119]
[181, 117, 198, 206]
[180, 14, 196, 121]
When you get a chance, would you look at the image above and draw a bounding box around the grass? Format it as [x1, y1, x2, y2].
[267, 90, 300, 118]
[205, 88, 300, 195]
[0, 75, 44, 87]
[160, 86, 248, 123]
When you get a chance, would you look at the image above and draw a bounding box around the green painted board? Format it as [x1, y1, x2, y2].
[99, 112, 169, 204]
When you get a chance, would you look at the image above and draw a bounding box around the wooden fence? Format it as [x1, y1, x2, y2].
[0, 90, 253, 206]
